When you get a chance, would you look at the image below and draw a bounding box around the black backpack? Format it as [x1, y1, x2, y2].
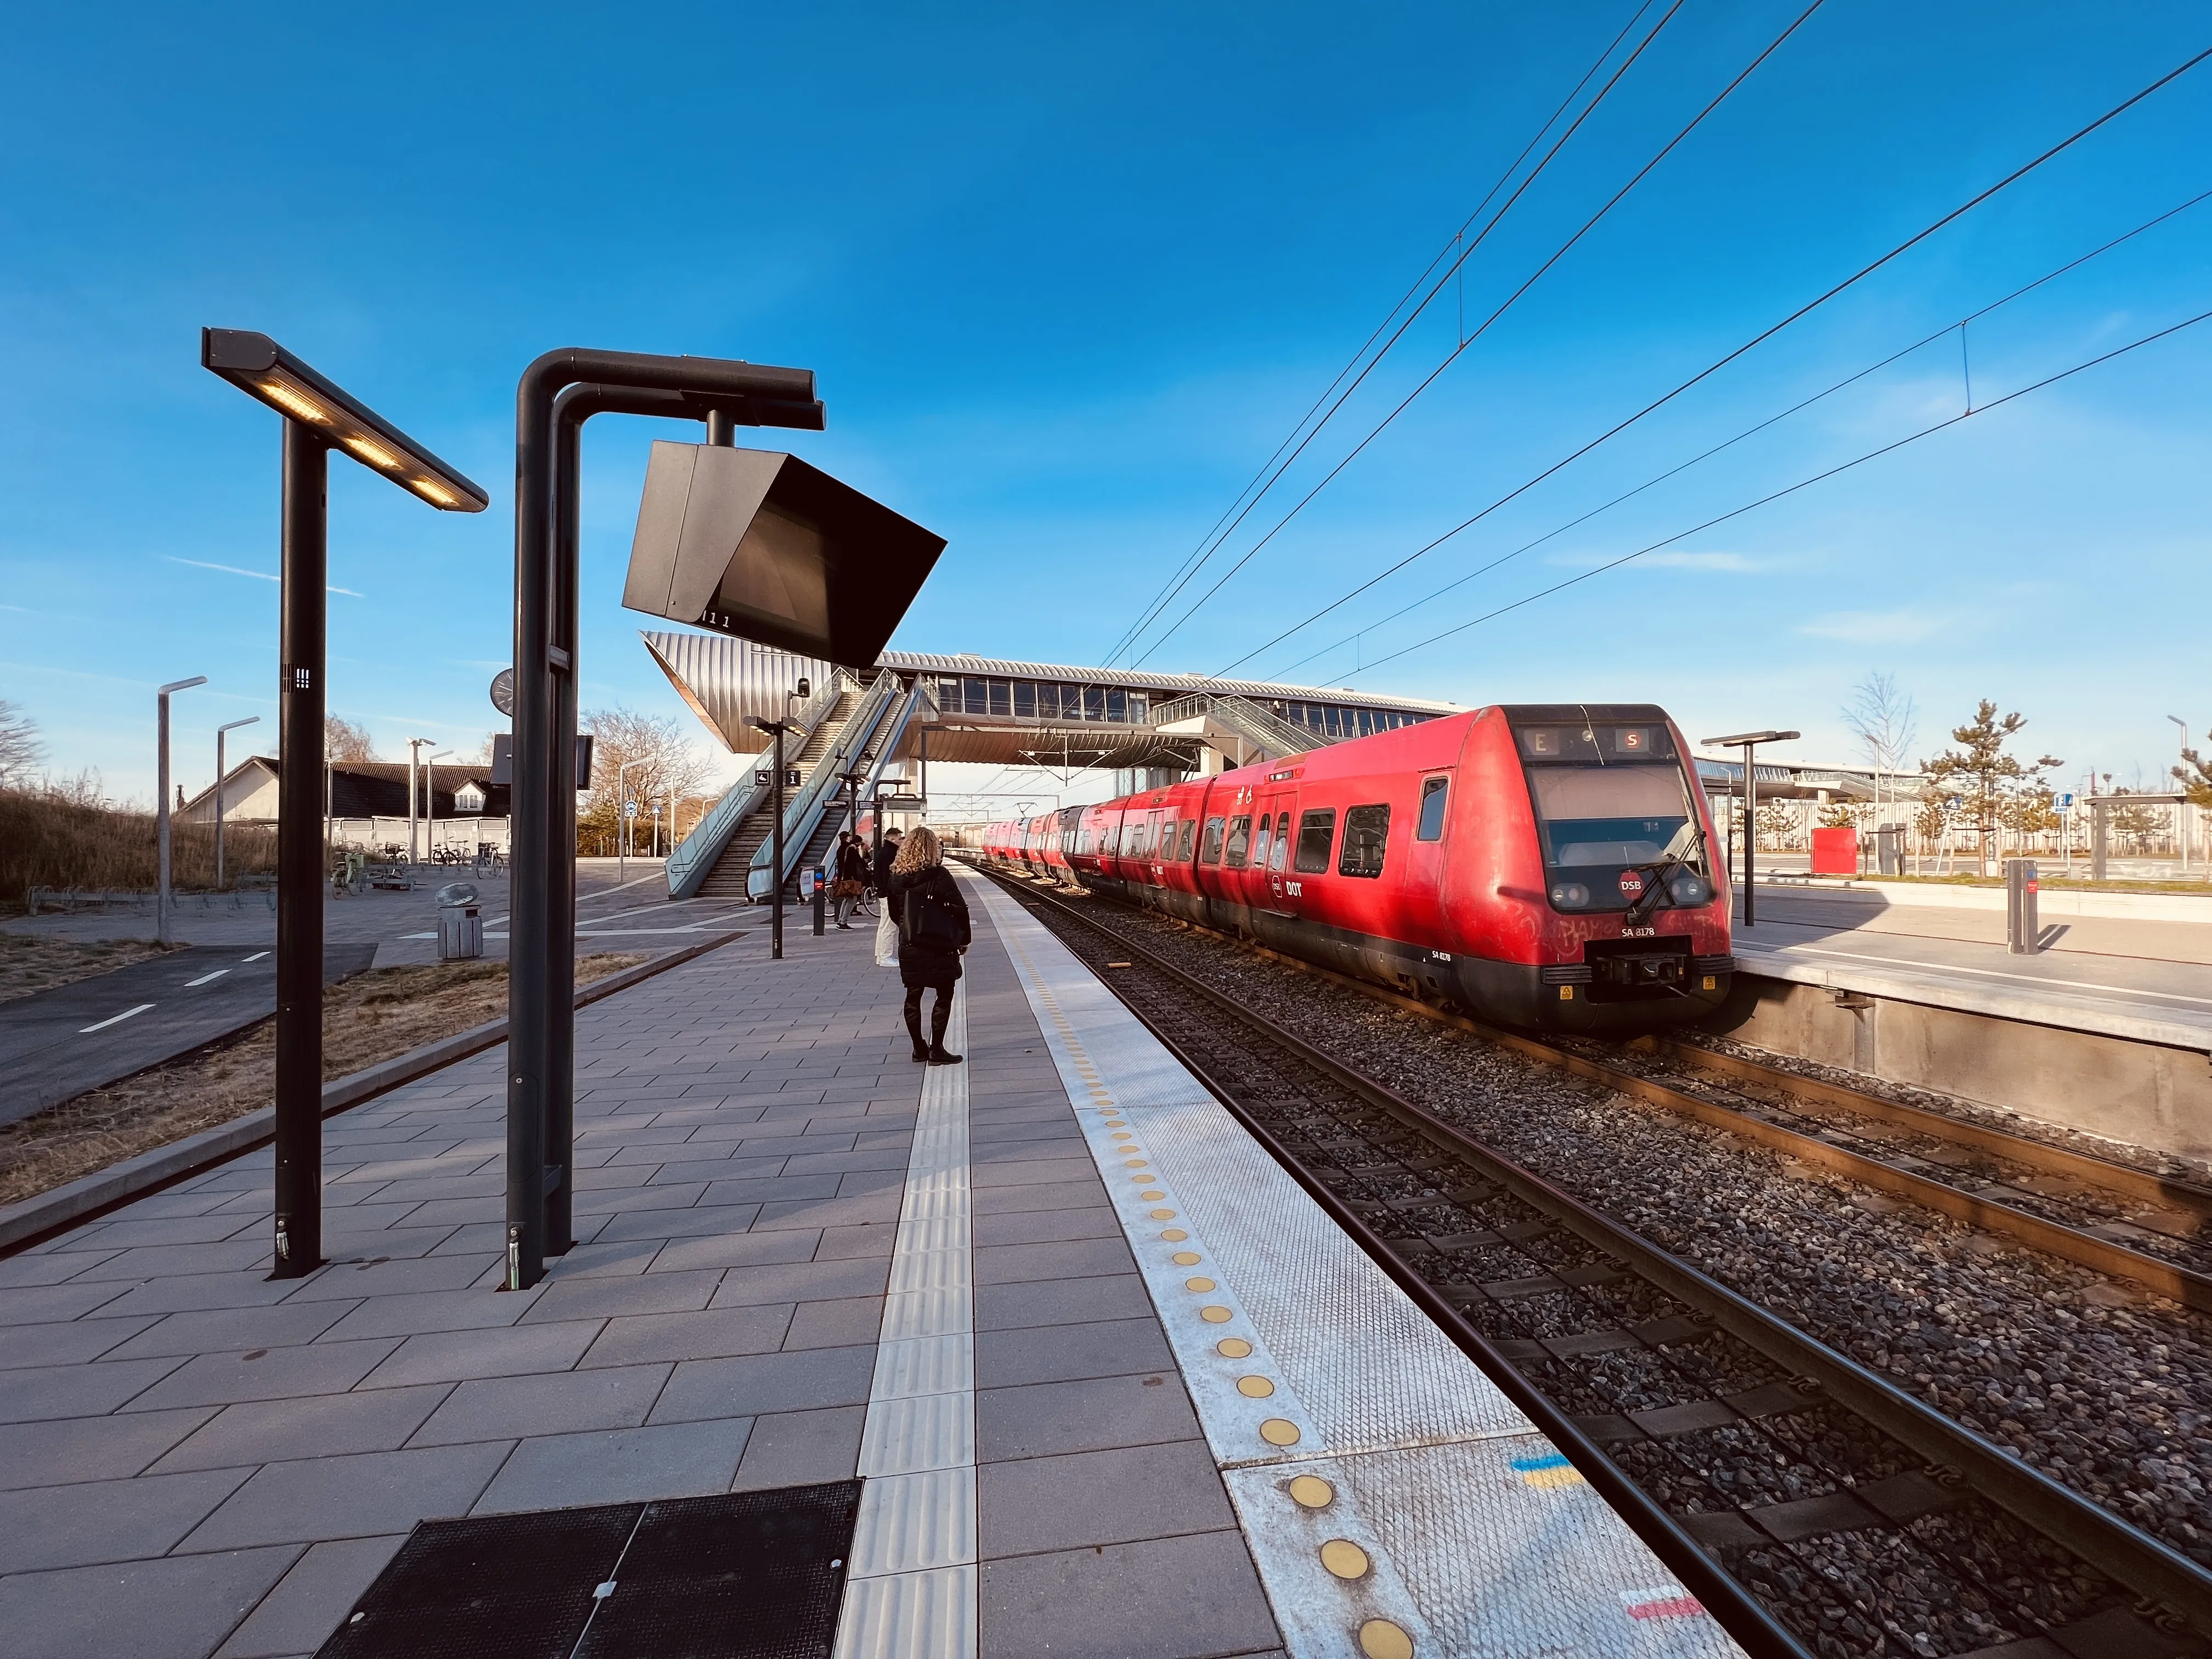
[902, 874, 963, 950]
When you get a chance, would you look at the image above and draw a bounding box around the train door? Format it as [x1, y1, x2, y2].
[1403, 771, 1454, 946]
[1252, 789, 1296, 916]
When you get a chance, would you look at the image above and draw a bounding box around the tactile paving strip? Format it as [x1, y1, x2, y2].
[970, 875, 1742, 1659]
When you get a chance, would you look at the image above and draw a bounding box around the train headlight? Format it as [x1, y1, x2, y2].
[1667, 872, 1711, 907]
[1549, 882, 1590, 907]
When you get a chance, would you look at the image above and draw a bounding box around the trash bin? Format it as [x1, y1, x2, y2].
[436, 881, 483, 962]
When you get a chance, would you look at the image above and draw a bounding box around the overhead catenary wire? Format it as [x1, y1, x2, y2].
[1105, 0, 1688, 670]
[1130, 0, 1829, 671]
[1268, 181, 2212, 682]
[1203, 41, 2212, 683]
[1331, 303, 2212, 683]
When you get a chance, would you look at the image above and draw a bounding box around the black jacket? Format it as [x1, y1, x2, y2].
[837, 840, 868, 884]
[874, 837, 901, 893]
[888, 865, 970, 956]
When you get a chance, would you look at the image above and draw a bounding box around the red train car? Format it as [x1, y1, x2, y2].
[980, 703, 1731, 1034]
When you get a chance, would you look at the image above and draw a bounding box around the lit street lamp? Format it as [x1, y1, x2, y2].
[202, 329, 487, 1280]
[1701, 729, 1799, 928]
[213, 716, 260, 890]
[156, 676, 208, 946]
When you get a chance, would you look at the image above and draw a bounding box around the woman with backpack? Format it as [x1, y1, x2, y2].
[887, 826, 970, 1066]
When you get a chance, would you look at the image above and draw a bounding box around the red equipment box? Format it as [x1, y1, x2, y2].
[1810, 826, 1859, 876]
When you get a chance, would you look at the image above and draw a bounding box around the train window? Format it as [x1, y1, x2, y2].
[1294, 809, 1335, 873]
[1417, 776, 1449, 841]
[1177, 820, 1197, 861]
[1014, 681, 1036, 719]
[1201, 816, 1226, 864]
[1250, 818, 1273, 870]
[1223, 815, 1252, 869]
[1268, 812, 1291, 870]
[1339, 804, 1390, 878]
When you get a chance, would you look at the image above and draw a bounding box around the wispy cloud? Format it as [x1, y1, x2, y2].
[165, 556, 363, 598]
[1797, 607, 1949, 645]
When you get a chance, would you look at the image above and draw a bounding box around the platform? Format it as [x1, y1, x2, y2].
[0, 875, 1735, 1659]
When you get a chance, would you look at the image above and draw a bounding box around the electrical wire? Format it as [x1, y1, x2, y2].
[1268, 180, 2212, 681]
[1130, 0, 1827, 670]
[1334, 302, 2212, 682]
[1104, 0, 1683, 669]
[1203, 41, 2212, 682]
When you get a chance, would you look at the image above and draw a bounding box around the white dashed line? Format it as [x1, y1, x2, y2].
[241, 951, 270, 962]
[80, 1003, 155, 1034]
[184, 969, 230, 987]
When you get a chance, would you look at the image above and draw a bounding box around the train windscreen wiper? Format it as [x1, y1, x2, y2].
[1622, 821, 1709, 929]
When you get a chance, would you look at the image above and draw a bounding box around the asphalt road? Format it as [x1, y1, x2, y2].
[0, 942, 378, 1128]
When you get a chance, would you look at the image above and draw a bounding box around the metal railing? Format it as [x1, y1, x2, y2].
[665, 674, 846, 901]
[748, 669, 902, 899]
[1149, 692, 1321, 763]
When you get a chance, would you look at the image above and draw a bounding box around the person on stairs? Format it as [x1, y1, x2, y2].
[887, 826, 970, 1066]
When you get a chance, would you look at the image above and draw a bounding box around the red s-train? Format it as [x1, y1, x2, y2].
[979, 703, 1733, 1034]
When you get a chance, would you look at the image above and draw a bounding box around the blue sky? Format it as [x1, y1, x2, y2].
[3, 1, 2208, 810]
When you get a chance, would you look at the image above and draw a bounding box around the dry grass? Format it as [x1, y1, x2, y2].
[0, 933, 178, 1005]
[0, 953, 643, 1208]
[0, 785, 278, 906]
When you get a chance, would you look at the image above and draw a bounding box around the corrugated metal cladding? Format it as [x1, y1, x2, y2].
[640, 632, 838, 753]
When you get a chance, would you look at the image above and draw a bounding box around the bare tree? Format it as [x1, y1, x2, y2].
[0, 700, 43, 788]
[578, 707, 714, 857]
[1841, 671, 1917, 835]
[324, 714, 376, 763]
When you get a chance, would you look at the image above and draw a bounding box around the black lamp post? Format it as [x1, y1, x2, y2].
[1702, 729, 1799, 928]
[201, 329, 488, 1279]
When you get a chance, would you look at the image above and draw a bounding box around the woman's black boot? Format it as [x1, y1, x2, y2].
[903, 1005, 929, 1063]
[927, 1045, 964, 1066]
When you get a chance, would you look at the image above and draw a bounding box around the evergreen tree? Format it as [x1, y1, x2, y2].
[1921, 701, 2061, 875]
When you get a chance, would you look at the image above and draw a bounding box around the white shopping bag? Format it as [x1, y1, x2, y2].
[874, 904, 899, 968]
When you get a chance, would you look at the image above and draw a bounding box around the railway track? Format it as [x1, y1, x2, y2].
[974, 864, 2212, 1659]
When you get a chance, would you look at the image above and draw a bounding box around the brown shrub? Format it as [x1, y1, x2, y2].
[0, 785, 278, 904]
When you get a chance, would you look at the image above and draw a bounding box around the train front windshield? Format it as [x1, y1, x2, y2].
[1515, 722, 1705, 912]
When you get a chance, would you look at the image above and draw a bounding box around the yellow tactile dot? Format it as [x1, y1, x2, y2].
[1319, 1539, 1370, 1579]
[1160, 1228, 1188, 1242]
[1358, 1619, 1414, 1659]
[1184, 1277, 1216, 1293]
[1148, 1209, 1176, 1221]
[1286, 1474, 1334, 1508]
[1170, 1251, 1201, 1266]
[1215, 1337, 1252, 1358]
[1200, 1306, 1233, 1323]
[1139, 1190, 1165, 1200]
[1110, 1131, 1132, 1141]
[1259, 1418, 1301, 1446]
[1236, 1375, 1275, 1398]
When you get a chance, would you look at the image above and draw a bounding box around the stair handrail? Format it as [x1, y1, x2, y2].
[747, 668, 901, 896]
[1148, 691, 1318, 761]
[665, 673, 845, 900]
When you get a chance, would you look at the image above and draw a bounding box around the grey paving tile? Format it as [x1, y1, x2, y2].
[0, 1466, 253, 1572]
[812, 1223, 896, 1260]
[0, 1355, 184, 1421]
[0, 1544, 303, 1659]
[977, 1370, 1202, 1464]
[0, 1406, 217, 1491]
[727, 1404, 866, 1491]
[594, 1203, 764, 1244]
[518, 1268, 721, 1324]
[971, 1156, 1099, 1190]
[277, 1255, 494, 1302]
[979, 1438, 1234, 1557]
[971, 1206, 1120, 1248]
[975, 1318, 1174, 1390]
[971, 1178, 1108, 1217]
[409, 1364, 671, 1446]
[974, 1237, 1136, 1286]
[707, 1255, 888, 1309]
[314, 1286, 539, 1342]
[0, 1252, 125, 1293]
[182, 1441, 515, 1551]
[150, 1385, 454, 1472]
[974, 1273, 1155, 1333]
[215, 1535, 406, 1659]
[64, 1212, 259, 1250]
[782, 1296, 884, 1351]
[573, 1182, 709, 1216]
[978, 1529, 1277, 1657]
[472, 1419, 754, 1513]
[535, 1236, 664, 1278]
[0, 1315, 161, 1367]
[357, 1320, 601, 1388]
[695, 1173, 843, 1206]
[99, 1301, 359, 1362]
[581, 1305, 793, 1367]
[752, 1192, 902, 1231]
[67, 1240, 273, 1281]
[127, 1340, 402, 1412]
[0, 1281, 136, 1325]
[650, 1345, 876, 1424]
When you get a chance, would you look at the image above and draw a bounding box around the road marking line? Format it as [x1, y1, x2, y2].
[80, 1004, 155, 1033]
[241, 951, 270, 962]
[184, 969, 230, 987]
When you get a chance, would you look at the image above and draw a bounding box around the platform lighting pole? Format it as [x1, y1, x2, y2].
[426, 751, 454, 863]
[407, 737, 436, 874]
[156, 677, 208, 945]
[618, 757, 650, 883]
[213, 717, 260, 890]
[2170, 717, 2191, 876]
[1702, 730, 1798, 929]
[201, 330, 488, 1280]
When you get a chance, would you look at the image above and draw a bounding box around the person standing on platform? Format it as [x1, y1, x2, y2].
[887, 826, 969, 1065]
[873, 827, 904, 968]
[832, 831, 868, 929]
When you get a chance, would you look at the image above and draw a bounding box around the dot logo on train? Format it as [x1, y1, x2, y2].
[979, 703, 1734, 1034]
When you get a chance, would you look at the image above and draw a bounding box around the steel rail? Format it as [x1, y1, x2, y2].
[980, 868, 2212, 1642]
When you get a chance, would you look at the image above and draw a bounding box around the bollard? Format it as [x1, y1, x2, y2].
[2006, 859, 2039, 954]
[811, 866, 827, 936]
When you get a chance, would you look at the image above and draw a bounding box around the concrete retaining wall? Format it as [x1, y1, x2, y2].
[1718, 974, 2212, 1164]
